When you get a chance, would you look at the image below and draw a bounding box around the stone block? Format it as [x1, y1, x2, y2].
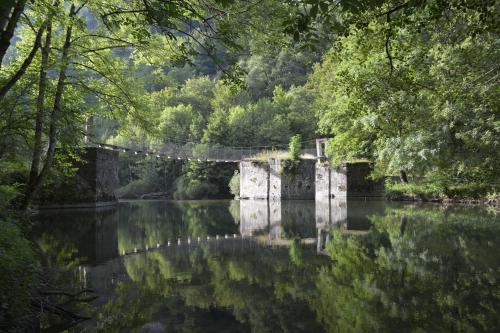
[239, 159, 316, 200]
[269, 159, 316, 200]
[239, 161, 269, 199]
[315, 162, 384, 199]
[37, 147, 119, 207]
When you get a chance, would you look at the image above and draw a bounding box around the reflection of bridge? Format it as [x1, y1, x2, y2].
[115, 199, 384, 256]
[73, 198, 385, 292]
[77, 235, 287, 293]
[35, 198, 385, 279]
[119, 233, 254, 257]
[94, 141, 316, 162]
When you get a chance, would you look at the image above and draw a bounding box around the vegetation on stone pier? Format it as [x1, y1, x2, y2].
[281, 134, 303, 175]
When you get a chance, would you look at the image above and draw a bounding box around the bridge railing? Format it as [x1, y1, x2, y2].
[94, 141, 318, 162]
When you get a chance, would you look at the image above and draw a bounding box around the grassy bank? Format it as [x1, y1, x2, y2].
[385, 180, 499, 205]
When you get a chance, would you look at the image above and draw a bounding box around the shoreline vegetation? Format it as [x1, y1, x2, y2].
[385, 180, 499, 207]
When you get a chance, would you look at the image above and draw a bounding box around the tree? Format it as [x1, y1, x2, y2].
[1, 0, 284, 208]
[310, 1, 499, 190]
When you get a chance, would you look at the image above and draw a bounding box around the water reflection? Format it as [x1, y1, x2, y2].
[34, 206, 119, 266]
[32, 200, 500, 332]
[239, 200, 316, 240]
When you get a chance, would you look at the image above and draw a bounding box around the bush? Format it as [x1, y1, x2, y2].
[116, 179, 157, 199]
[0, 219, 39, 329]
[282, 134, 302, 175]
[289, 134, 301, 160]
[229, 170, 240, 198]
[385, 178, 497, 201]
[0, 184, 19, 210]
[174, 176, 219, 199]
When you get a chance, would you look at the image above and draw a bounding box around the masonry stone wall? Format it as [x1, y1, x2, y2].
[239, 161, 269, 199]
[240, 159, 316, 200]
[330, 164, 349, 198]
[280, 160, 316, 200]
[345, 163, 385, 197]
[240, 160, 383, 201]
[315, 162, 384, 199]
[269, 160, 281, 200]
[37, 147, 119, 208]
[269, 159, 315, 200]
[315, 162, 331, 198]
[94, 148, 120, 202]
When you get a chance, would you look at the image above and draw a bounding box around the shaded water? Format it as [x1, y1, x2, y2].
[33, 200, 500, 332]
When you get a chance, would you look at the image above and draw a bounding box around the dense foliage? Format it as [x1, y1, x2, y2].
[315, 205, 500, 332]
[1, 0, 497, 203]
[310, 1, 499, 196]
[0, 218, 39, 331]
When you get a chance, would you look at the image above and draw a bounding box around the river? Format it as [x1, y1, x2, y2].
[32, 199, 500, 332]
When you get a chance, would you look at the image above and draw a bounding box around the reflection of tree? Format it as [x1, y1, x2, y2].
[289, 239, 303, 266]
[37, 202, 500, 332]
[281, 201, 316, 239]
[97, 242, 327, 332]
[117, 201, 239, 253]
[313, 204, 500, 332]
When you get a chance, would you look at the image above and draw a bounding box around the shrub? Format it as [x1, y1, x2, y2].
[0, 219, 39, 329]
[289, 134, 301, 161]
[174, 176, 219, 199]
[281, 134, 302, 175]
[385, 178, 497, 201]
[229, 170, 240, 198]
[116, 179, 157, 199]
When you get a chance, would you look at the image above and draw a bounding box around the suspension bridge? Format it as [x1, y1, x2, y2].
[91, 139, 318, 162]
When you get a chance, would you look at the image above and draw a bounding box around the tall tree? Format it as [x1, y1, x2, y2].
[0, 0, 26, 67]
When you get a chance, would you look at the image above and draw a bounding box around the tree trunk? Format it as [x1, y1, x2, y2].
[0, 2, 15, 33]
[24, 4, 75, 207]
[24, 21, 52, 207]
[0, 0, 26, 68]
[0, 22, 46, 101]
[399, 170, 409, 184]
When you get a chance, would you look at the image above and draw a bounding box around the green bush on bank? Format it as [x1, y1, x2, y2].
[0, 219, 39, 329]
[385, 179, 498, 201]
[116, 179, 158, 199]
[229, 171, 240, 198]
[174, 176, 219, 199]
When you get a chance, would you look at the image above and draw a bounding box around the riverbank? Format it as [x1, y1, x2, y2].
[385, 180, 499, 207]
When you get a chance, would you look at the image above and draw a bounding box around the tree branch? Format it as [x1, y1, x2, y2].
[0, 21, 46, 100]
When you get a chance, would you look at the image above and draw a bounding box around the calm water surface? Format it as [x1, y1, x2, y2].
[33, 199, 500, 332]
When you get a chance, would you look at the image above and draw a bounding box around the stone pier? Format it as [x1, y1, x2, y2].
[37, 147, 119, 208]
[315, 161, 384, 199]
[239, 159, 383, 200]
[239, 159, 316, 200]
